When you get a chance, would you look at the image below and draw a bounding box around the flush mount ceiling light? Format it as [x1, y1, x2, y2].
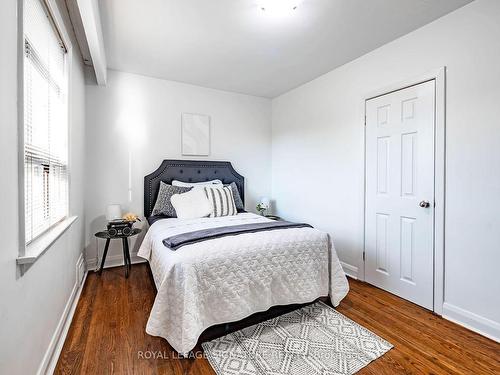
[257, 0, 302, 14]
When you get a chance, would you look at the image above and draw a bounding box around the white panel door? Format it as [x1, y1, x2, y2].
[365, 80, 435, 310]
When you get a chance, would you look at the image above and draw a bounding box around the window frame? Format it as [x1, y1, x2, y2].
[17, 0, 74, 263]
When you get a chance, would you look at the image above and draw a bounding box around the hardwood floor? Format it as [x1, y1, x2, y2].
[55, 263, 500, 374]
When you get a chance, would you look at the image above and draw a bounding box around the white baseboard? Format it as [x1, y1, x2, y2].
[443, 302, 500, 343]
[340, 261, 359, 280]
[37, 253, 88, 375]
[86, 252, 146, 271]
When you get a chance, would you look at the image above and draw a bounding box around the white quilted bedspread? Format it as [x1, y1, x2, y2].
[137, 213, 349, 355]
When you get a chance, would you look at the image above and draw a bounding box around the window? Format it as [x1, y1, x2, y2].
[23, 0, 69, 244]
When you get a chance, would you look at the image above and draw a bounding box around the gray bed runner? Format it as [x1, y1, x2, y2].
[163, 220, 313, 250]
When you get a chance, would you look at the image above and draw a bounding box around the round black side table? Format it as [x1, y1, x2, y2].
[95, 228, 141, 278]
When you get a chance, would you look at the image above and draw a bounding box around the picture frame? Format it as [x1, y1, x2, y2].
[181, 113, 210, 156]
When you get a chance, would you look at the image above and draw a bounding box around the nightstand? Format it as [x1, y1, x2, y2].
[95, 228, 141, 278]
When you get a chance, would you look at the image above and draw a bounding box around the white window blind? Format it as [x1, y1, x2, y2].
[24, 0, 69, 243]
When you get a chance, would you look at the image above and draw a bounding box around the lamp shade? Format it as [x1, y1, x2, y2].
[106, 204, 122, 221]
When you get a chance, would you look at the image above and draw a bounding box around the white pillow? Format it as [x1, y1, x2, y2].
[172, 179, 222, 187]
[170, 188, 213, 219]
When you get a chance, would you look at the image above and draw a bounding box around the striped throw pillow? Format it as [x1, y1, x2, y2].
[204, 186, 237, 217]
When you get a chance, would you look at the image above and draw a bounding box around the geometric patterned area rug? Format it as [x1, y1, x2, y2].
[202, 301, 392, 375]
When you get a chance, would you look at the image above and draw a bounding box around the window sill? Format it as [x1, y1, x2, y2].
[17, 216, 78, 265]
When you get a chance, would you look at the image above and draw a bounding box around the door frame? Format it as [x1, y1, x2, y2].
[362, 67, 446, 315]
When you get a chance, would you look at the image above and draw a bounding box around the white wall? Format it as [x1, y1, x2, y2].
[272, 0, 500, 340]
[0, 1, 86, 374]
[84, 70, 271, 267]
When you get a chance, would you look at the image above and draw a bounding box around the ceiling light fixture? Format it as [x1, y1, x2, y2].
[257, 0, 302, 14]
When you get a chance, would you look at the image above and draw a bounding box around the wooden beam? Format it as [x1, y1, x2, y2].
[66, 0, 107, 85]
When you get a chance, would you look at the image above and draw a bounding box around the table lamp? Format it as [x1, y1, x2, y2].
[106, 204, 122, 222]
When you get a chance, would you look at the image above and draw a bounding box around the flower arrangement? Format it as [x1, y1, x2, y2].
[256, 197, 270, 216]
[256, 203, 268, 215]
[123, 213, 141, 223]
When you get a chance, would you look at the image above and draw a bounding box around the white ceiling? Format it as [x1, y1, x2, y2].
[99, 0, 472, 98]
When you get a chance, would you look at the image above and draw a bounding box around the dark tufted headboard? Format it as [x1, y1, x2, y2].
[144, 160, 245, 218]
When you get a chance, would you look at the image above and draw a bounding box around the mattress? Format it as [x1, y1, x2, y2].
[137, 212, 349, 354]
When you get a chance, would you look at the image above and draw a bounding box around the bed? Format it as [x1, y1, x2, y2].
[138, 160, 349, 355]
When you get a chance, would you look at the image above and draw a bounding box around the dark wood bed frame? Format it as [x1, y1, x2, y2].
[143, 159, 327, 349]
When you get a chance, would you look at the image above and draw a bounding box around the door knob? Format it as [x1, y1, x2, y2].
[419, 200, 430, 208]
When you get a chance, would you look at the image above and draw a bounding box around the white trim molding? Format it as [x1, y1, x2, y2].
[86, 251, 146, 271]
[340, 261, 359, 280]
[443, 303, 500, 343]
[17, 216, 78, 266]
[362, 67, 446, 315]
[37, 253, 87, 375]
